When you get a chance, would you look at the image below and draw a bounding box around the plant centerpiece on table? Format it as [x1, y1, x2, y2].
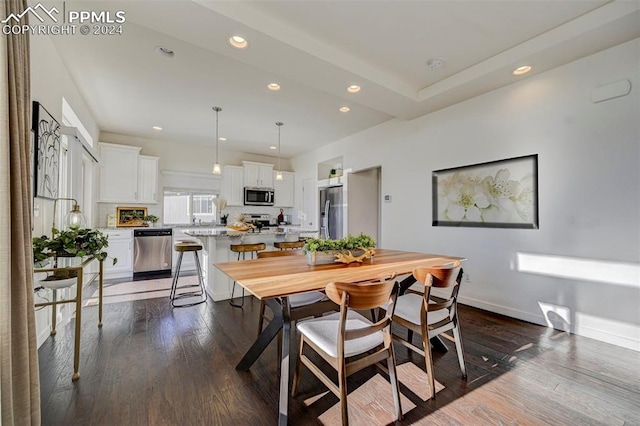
[303, 233, 376, 265]
[33, 227, 117, 281]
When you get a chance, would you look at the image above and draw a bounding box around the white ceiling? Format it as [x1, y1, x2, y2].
[49, 0, 640, 158]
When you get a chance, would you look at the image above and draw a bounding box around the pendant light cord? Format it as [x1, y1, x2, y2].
[276, 121, 283, 172]
[215, 107, 220, 162]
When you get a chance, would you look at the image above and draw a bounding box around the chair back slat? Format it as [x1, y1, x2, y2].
[344, 318, 390, 341]
[413, 261, 462, 288]
[257, 250, 303, 259]
[326, 278, 396, 310]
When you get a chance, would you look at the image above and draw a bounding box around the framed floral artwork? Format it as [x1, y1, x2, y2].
[432, 154, 538, 229]
[32, 101, 61, 200]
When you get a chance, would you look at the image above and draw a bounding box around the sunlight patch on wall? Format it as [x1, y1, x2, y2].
[537, 301, 571, 332]
[517, 252, 640, 288]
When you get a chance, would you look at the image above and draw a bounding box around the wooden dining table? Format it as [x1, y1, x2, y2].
[215, 249, 465, 425]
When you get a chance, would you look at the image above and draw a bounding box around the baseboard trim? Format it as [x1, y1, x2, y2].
[458, 295, 547, 326]
[458, 295, 639, 352]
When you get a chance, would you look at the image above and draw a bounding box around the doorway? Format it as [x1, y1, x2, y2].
[346, 167, 381, 245]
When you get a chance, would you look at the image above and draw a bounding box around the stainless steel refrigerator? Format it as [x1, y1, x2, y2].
[319, 186, 343, 239]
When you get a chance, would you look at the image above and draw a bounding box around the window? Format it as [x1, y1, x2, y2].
[163, 190, 217, 225]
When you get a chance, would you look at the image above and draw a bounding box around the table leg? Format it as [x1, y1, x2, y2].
[50, 289, 57, 336]
[236, 298, 283, 371]
[98, 260, 104, 328]
[278, 297, 291, 426]
[72, 270, 83, 381]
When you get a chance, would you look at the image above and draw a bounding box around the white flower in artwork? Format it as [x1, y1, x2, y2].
[438, 167, 535, 223]
[439, 172, 490, 222]
[513, 173, 534, 222]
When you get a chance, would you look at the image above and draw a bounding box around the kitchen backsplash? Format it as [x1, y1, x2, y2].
[96, 203, 296, 227]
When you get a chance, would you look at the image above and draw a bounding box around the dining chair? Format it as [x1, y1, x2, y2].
[256, 250, 336, 351]
[292, 275, 402, 425]
[384, 261, 466, 399]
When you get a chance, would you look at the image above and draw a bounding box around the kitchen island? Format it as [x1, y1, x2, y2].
[185, 227, 317, 301]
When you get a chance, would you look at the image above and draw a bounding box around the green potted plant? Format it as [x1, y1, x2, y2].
[33, 227, 117, 283]
[144, 214, 159, 227]
[303, 233, 376, 265]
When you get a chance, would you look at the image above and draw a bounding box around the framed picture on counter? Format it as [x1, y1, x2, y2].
[116, 207, 148, 227]
[432, 154, 539, 229]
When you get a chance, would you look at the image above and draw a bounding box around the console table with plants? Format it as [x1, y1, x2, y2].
[33, 227, 116, 381]
[34, 256, 103, 381]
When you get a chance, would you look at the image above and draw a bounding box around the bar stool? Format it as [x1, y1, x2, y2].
[229, 242, 266, 307]
[274, 241, 305, 250]
[170, 241, 207, 307]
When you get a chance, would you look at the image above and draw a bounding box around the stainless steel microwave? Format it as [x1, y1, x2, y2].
[244, 187, 275, 206]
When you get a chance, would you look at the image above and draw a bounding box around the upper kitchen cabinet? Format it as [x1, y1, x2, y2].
[138, 155, 159, 204]
[221, 165, 244, 206]
[98, 143, 141, 203]
[98, 142, 158, 204]
[273, 171, 294, 207]
[242, 161, 273, 188]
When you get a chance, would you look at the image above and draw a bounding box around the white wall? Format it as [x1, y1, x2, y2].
[291, 39, 640, 351]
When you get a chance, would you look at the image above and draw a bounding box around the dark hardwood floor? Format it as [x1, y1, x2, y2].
[38, 285, 640, 425]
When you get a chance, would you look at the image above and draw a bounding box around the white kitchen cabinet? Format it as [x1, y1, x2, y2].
[138, 155, 159, 204]
[221, 165, 244, 206]
[242, 161, 273, 188]
[102, 229, 134, 279]
[98, 143, 141, 203]
[274, 171, 294, 207]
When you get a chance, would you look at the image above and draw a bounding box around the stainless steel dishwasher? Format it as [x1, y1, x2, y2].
[133, 228, 172, 278]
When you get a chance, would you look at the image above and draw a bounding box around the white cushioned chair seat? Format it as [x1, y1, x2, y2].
[297, 311, 383, 358]
[386, 294, 449, 326]
[289, 291, 326, 308]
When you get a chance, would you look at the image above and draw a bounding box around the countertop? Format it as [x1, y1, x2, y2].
[99, 225, 317, 237]
[185, 227, 318, 238]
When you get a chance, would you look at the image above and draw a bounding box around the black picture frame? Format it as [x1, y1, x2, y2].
[432, 154, 539, 229]
[32, 100, 61, 200]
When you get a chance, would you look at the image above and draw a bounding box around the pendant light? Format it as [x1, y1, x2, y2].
[212, 106, 222, 175]
[275, 121, 284, 181]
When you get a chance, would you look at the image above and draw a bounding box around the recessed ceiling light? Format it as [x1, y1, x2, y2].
[347, 85, 361, 93]
[339, 106, 350, 112]
[219, 137, 227, 141]
[268, 83, 281, 91]
[152, 126, 163, 131]
[269, 146, 277, 150]
[229, 35, 248, 49]
[513, 65, 532, 76]
[154, 46, 174, 58]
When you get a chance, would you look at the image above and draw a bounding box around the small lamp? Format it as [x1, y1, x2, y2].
[52, 197, 86, 231]
[212, 106, 222, 175]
